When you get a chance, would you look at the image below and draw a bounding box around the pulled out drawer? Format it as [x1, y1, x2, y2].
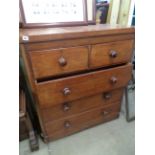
[28, 46, 89, 79]
[36, 64, 132, 108]
[45, 103, 120, 141]
[41, 88, 124, 123]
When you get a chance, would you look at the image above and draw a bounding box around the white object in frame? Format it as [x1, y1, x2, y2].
[127, 0, 135, 26]
[117, 0, 131, 26]
[22, 0, 85, 23]
[87, 0, 93, 21]
[107, 0, 121, 24]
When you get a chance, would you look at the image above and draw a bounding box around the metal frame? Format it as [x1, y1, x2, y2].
[125, 70, 135, 122]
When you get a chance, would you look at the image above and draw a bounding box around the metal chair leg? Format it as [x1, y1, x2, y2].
[125, 87, 135, 122]
[125, 70, 135, 122]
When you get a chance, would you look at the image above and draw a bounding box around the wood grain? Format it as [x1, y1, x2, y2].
[41, 88, 124, 122]
[20, 24, 134, 142]
[89, 40, 134, 68]
[36, 64, 132, 108]
[45, 103, 120, 141]
[25, 34, 134, 52]
[19, 24, 134, 43]
[29, 46, 89, 79]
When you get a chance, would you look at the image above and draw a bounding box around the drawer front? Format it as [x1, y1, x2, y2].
[29, 46, 89, 79]
[45, 104, 120, 141]
[37, 64, 132, 108]
[89, 40, 134, 68]
[42, 88, 123, 123]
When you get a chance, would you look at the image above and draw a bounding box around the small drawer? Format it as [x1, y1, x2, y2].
[89, 40, 134, 68]
[41, 88, 124, 123]
[36, 63, 132, 108]
[45, 104, 120, 141]
[28, 46, 89, 79]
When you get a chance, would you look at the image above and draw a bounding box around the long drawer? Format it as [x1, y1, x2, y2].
[41, 88, 123, 123]
[45, 103, 120, 141]
[89, 40, 134, 68]
[36, 64, 132, 108]
[28, 46, 89, 79]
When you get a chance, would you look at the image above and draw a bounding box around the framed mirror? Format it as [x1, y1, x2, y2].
[20, 0, 88, 28]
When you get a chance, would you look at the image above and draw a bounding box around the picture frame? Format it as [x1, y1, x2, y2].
[87, 0, 96, 25]
[20, 0, 88, 28]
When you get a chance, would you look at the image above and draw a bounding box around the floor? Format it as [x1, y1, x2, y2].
[20, 115, 134, 155]
[20, 89, 135, 155]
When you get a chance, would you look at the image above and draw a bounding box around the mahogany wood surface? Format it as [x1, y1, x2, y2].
[36, 64, 132, 108]
[89, 40, 134, 68]
[41, 88, 124, 123]
[25, 34, 134, 52]
[20, 24, 134, 142]
[45, 103, 120, 141]
[19, 24, 134, 43]
[29, 46, 89, 79]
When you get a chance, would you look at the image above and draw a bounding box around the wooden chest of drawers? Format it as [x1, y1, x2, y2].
[20, 24, 134, 142]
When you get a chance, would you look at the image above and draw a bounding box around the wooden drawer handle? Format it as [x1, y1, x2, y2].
[63, 103, 70, 111]
[110, 76, 117, 84]
[64, 121, 71, 128]
[58, 57, 67, 66]
[101, 111, 109, 116]
[104, 92, 112, 99]
[63, 88, 71, 96]
[109, 50, 117, 58]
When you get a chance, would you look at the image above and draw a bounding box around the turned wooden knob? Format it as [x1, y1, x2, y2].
[58, 57, 67, 66]
[104, 92, 112, 99]
[64, 121, 71, 128]
[110, 76, 117, 84]
[101, 111, 109, 116]
[63, 103, 70, 111]
[109, 50, 117, 58]
[63, 88, 71, 96]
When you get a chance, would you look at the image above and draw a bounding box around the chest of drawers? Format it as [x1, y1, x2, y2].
[20, 24, 134, 142]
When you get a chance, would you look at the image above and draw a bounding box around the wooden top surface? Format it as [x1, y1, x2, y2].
[19, 24, 135, 43]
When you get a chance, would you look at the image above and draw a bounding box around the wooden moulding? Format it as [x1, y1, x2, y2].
[23, 33, 134, 52]
[19, 24, 135, 44]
